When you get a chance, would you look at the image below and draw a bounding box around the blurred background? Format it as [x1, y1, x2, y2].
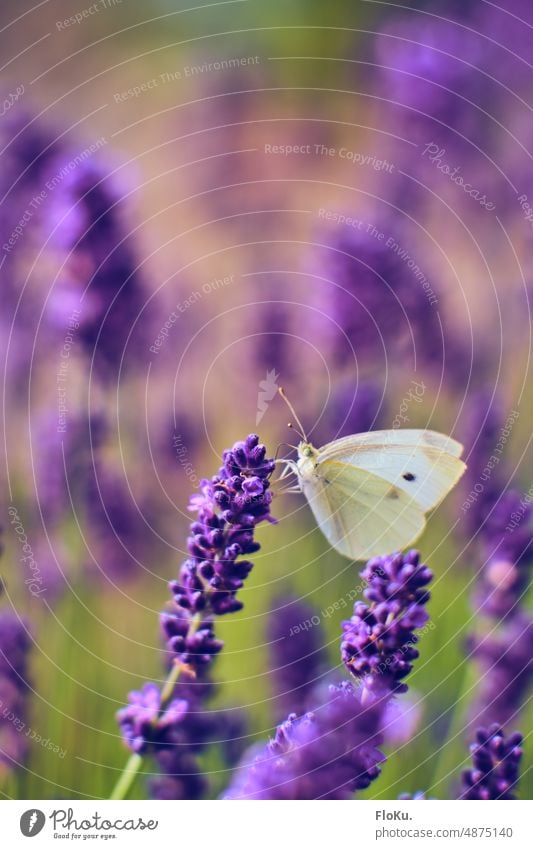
[0, 0, 532, 799]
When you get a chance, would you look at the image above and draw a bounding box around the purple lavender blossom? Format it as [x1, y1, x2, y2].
[310, 379, 384, 448]
[473, 490, 533, 621]
[266, 595, 327, 720]
[0, 611, 31, 776]
[148, 699, 247, 800]
[46, 158, 147, 379]
[33, 410, 106, 529]
[460, 391, 508, 539]
[117, 683, 188, 755]
[463, 420, 533, 729]
[372, 11, 493, 146]
[117, 680, 212, 800]
[313, 211, 448, 375]
[254, 292, 293, 379]
[224, 682, 385, 800]
[149, 748, 206, 800]
[162, 434, 275, 667]
[460, 725, 523, 800]
[467, 615, 532, 730]
[116, 434, 275, 799]
[0, 112, 61, 312]
[341, 551, 432, 696]
[85, 461, 154, 580]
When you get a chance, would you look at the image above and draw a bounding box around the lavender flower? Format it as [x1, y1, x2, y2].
[465, 454, 533, 729]
[254, 292, 293, 378]
[117, 681, 211, 800]
[33, 410, 106, 529]
[85, 461, 153, 580]
[46, 158, 147, 379]
[0, 112, 61, 312]
[460, 391, 508, 538]
[162, 434, 275, 667]
[0, 611, 31, 776]
[372, 11, 493, 147]
[266, 595, 327, 720]
[149, 748, 206, 801]
[310, 379, 383, 448]
[117, 683, 188, 755]
[224, 682, 385, 800]
[473, 490, 533, 620]
[341, 551, 432, 696]
[313, 211, 448, 375]
[467, 615, 532, 730]
[460, 725, 523, 800]
[115, 434, 275, 799]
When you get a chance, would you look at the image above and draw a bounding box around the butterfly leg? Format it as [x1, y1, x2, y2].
[275, 458, 298, 481]
[274, 459, 302, 493]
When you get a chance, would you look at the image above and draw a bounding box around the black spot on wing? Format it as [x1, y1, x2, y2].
[402, 472, 416, 481]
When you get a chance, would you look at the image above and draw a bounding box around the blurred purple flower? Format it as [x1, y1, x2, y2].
[341, 551, 432, 697]
[46, 160, 147, 379]
[117, 682, 188, 755]
[467, 615, 532, 731]
[254, 293, 293, 379]
[462, 396, 533, 730]
[460, 724, 523, 800]
[473, 490, 533, 621]
[310, 379, 384, 447]
[0, 609, 31, 776]
[266, 595, 327, 720]
[33, 410, 106, 529]
[0, 112, 61, 310]
[85, 461, 152, 581]
[149, 698, 248, 800]
[313, 213, 447, 373]
[224, 682, 385, 800]
[372, 11, 493, 146]
[460, 391, 509, 539]
[383, 691, 422, 746]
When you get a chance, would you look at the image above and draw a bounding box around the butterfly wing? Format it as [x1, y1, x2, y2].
[300, 460, 427, 560]
[317, 430, 466, 512]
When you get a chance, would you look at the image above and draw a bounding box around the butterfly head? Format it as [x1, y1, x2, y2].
[296, 441, 319, 480]
[298, 442, 317, 460]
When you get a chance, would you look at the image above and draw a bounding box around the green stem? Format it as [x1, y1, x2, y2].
[109, 612, 202, 800]
[110, 753, 143, 801]
[428, 661, 478, 795]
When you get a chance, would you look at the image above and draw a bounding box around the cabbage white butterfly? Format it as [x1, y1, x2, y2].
[278, 389, 466, 560]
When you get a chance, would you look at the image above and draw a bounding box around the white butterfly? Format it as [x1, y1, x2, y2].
[278, 391, 466, 560]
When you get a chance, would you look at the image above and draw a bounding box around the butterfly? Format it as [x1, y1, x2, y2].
[278, 389, 466, 560]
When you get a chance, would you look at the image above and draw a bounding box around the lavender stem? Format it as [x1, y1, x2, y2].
[110, 753, 144, 801]
[110, 613, 201, 800]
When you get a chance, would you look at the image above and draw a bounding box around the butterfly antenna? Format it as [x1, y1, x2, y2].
[278, 387, 308, 441]
[274, 442, 299, 460]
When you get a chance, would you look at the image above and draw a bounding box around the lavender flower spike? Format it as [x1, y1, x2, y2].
[117, 683, 188, 755]
[266, 595, 327, 720]
[225, 682, 385, 800]
[114, 434, 275, 799]
[162, 433, 275, 670]
[341, 551, 432, 696]
[460, 725, 523, 800]
[0, 611, 31, 776]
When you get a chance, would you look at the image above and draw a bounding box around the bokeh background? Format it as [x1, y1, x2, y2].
[0, 0, 532, 800]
